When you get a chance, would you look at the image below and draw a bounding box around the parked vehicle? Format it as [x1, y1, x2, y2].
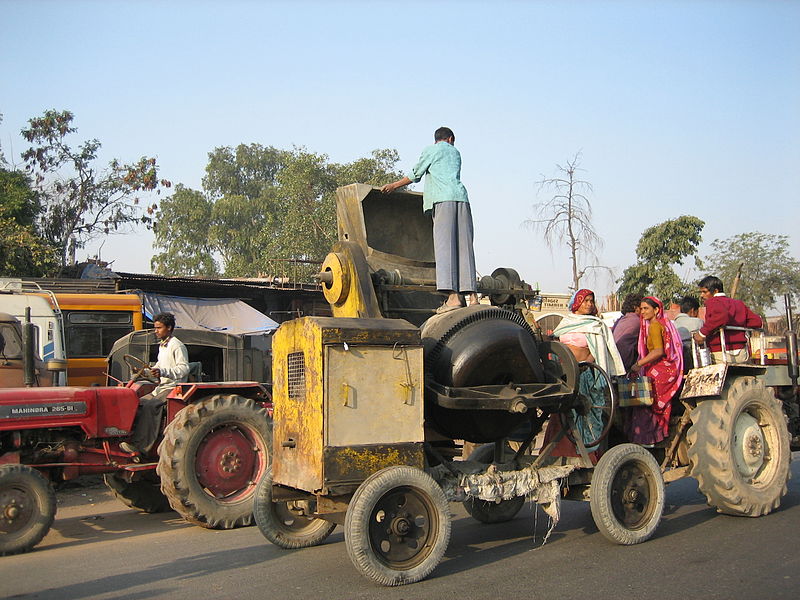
[0, 332, 272, 556]
[1, 281, 144, 386]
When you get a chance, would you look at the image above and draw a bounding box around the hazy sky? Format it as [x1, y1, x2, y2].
[2, 0, 798, 300]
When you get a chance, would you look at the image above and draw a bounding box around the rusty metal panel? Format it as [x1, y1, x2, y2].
[272, 318, 325, 491]
[335, 184, 435, 283]
[680, 364, 728, 399]
[325, 345, 424, 447]
[317, 316, 420, 346]
[323, 443, 425, 487]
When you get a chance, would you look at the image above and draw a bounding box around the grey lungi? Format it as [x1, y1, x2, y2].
[432, 201, 477, 293]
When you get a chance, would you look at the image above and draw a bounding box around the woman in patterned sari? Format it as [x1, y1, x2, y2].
[625, 296, 684, 445]
[543, 289, 625, 458]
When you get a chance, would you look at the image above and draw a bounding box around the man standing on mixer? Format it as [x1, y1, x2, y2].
[381, 127, 478, 314]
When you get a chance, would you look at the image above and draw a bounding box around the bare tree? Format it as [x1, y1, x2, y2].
[525, 153, 604, 291]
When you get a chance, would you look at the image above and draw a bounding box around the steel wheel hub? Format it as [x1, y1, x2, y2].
[196, 424, 260, 499]
[0, 487, 34, 533]
[734, 412, 766, 478]
[369, 488, 434, 567]
[611, 461, 655, 530]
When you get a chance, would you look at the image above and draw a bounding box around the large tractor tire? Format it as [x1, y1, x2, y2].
[687, 376, 791, 517]
[345, 466, 451, 587]
[462, 443, 525, 524]
[158, 394, 271, 529]
[590, 443, 664, 545]
[104, 471, 172, 514]
[0, 464, 56, 556]
[253, 469, 336, 549]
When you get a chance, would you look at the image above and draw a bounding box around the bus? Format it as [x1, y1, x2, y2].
[1, 282, 144, 386]
[52, 293, 143, 386]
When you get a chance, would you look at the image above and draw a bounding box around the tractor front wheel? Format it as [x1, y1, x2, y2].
[0, 464, 56, 556]
[158, 394, 271, 529]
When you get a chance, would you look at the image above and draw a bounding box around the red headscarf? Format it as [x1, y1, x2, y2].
[569, 288, 597, 315]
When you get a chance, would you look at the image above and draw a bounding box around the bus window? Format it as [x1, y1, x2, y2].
[65, 311, 134, 358]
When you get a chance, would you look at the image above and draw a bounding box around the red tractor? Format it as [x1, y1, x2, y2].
[0, 331, 272, 556]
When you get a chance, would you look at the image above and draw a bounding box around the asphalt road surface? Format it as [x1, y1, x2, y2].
[3, 454, 800, 600]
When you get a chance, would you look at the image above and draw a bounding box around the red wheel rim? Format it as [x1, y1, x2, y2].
[195, 424, 267, 501]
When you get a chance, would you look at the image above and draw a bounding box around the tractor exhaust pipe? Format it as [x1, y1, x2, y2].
[785, 294, 798, 387]
[22, 307, 36, 387]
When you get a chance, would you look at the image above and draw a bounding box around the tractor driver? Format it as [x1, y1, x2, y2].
[120, 312, 189, 455]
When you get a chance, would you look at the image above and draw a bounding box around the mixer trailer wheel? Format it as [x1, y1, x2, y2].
[590, 443, 664, 545]
[462, 443, 525, 524]
[345, 466, 451, 586]
[254, 469, 336, 549]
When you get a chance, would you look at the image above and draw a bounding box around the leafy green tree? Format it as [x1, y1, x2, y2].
[152, 145, 402, 279]
[705, 232, 800, 314]
[20, 109, 169, 272]
[150, 185, 219, 276]
[617, 215, 705, 303]
[525, 153, 604, 291]
[0, 168, 57, 276]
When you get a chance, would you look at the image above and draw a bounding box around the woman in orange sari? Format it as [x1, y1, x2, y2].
[625, 296, 683, 445]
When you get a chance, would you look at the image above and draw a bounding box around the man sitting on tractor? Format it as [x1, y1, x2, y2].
[120, 312, 189, 455]
[692, 275, 762, 364]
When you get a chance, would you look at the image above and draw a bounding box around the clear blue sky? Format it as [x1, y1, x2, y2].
[2, 0, 799, 301]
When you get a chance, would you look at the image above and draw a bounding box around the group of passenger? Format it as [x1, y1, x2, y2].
[552, 275, 763, 448]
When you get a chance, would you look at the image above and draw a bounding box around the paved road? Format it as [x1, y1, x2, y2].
[3, 455, 800, 600]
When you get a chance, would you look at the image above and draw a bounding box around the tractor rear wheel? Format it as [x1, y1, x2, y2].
[104, 471, 172, 513]
[345, 466, 451, 586]
[687, 376, 790, 516]
[158, 394, 271, 529]
[462, 443, 525, 524]
[590, 443, 664, 545]
[0, 464, 56, 556]
[253, 469, 336, 549]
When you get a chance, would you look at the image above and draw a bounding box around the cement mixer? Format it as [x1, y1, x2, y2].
[253, 184, 791, 586]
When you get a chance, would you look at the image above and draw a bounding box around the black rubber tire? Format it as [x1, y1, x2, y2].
[253, 468, 336, 549]
[344, 466, 451, 586]
[104, 471, 172, 514]
[590, 443, 664, 545]
[157, 394, 271, 529]
[687, 376, 791, 517]
[462, 443, 525, 524]
[0, 464, 57, 556]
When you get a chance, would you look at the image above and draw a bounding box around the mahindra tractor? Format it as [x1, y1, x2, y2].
[0, 313, 272, 556]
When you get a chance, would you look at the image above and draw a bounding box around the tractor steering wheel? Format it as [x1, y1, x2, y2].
[123, 354, 159, 384]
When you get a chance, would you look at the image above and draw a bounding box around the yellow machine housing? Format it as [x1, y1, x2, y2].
[271, 316, 424, 496]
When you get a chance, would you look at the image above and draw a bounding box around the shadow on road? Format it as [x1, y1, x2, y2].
[43, 509, 192, 552]
[33, 543, 278, 600]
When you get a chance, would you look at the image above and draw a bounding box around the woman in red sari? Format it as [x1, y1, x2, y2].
[625, 296, 684, 445]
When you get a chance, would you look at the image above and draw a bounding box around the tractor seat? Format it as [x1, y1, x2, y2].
[187, 361, 204, 382]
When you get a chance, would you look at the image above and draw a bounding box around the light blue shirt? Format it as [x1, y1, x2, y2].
[406, 141, 469, 212]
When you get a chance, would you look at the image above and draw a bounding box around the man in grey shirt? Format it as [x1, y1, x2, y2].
[673, 296, 704, 343]
[673, 296, 704, 370]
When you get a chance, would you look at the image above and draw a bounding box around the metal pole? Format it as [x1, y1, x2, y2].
[22, 307, 35, 387]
